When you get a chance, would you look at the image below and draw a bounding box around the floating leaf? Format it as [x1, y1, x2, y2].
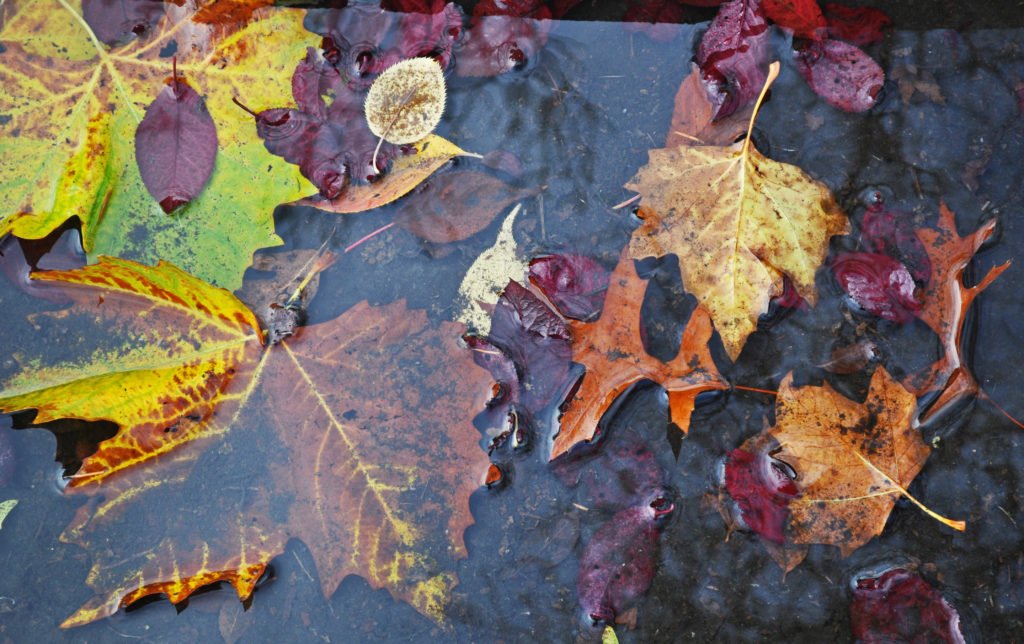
[457, 204, 527, 336]
[0, 258, 493, 627]
[365, 57, 446, 145]
[740, 368, 964, 571]
[553, 250, 728, 460]
[135, 63, 219, 213]
[626, 62, 849, 359]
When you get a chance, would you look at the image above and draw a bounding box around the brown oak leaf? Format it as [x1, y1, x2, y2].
[552, 250, 728, 460]
[0, 258, 492, 626]
[904, 203, 1009, 421]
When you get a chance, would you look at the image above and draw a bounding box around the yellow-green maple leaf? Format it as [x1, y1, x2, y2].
[0, 1, 316, 289]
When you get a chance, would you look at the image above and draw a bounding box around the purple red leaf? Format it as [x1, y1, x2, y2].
[577, 500, 671, 624]
[832, 252, 921, 323]
[557, 428, 666, 511]
[723, 448, 798, 543]
[795, 38, 884, 112]
[850, 568, 966, 643]
[529, 254, 610, 321]
[824, 3, 891, 47]
[135, 71, 218, 214]
[696, 0, 770, 119]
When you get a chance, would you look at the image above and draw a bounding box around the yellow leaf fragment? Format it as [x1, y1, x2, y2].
[0, 500, 17, 530]
[626, 61, 849, 359]
[457, 204, 526, 335]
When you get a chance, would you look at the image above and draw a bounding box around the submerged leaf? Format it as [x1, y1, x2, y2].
[850, 568, 966, 643]
[795, 38, 884, 112]
[0, 259, 494, 626]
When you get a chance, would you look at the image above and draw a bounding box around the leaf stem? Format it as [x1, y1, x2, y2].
[740, 61, 781, 161]
[231, 96, 259, 118]
[851, 451, 966, 531]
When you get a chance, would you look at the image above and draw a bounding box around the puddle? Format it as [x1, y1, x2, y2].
[1, 2, 1023, 642]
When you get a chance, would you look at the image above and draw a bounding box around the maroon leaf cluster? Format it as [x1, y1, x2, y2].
[850, 568, 966, 643]
[693, 0, 887, 117]
[135, 64, 218, 214]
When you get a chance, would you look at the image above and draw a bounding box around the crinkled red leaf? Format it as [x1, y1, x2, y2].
[135, 76, 218, 214]
[529, 254, 610, 321]
[795, 38, 883, 112]
[851, 568, 966, 644]
[724, 448, 798, 543]
[861, 206, 932, 284]
[832, 252, 921, 323]
[577, 502, 669, 623]
[485, 281, 573, 412]
[696, 0, 770, 119]
[762, 0, 827, 39]
[824, 3, 890, 47]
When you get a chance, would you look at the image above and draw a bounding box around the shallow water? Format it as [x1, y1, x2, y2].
[1, 3, 1023, 642]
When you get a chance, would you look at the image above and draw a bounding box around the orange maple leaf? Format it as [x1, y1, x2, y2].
[552, 250, 728, 460]
[0, 257, 493, 627]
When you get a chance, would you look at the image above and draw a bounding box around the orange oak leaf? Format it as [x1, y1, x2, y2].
[665, 63, 754, 149]
[552, 249, 728, 460]
[741, 368, 964, 571]
[0, 258, 492, 627]
[626, 62, 849, 359]
[904, 203, 1010, 421]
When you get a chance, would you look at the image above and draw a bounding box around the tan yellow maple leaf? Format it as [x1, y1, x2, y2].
[625, 62, 849, 359]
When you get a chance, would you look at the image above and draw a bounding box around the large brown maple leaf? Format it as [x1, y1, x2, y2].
[625, 61, 849, 360]
[552, 250, 728, 460]
[0, 257, 492, 627]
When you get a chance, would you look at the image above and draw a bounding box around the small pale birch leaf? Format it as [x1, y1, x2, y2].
[365, 57, 447, 145]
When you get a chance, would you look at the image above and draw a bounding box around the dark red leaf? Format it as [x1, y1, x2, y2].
[135, 74, 218, 214]
[850, 568, 966, 644]
[724, 448, 798, 543]
[696, 0, 770, 119]
[487, 281, 572, 412]
[622, 1, 686, 42]
[762, 0, 827, 39]
[577, 501, 669, 623]
[795, 38, 883, 112]
[82, 0, 166, 47]
[860, 206, 932, 285]
[770, 275, 809, 311]
[395, 0, 465, 67]
[832, 252, 921, 323]
[824, 3, 891, 47]
[529, 254, 610, 321]
[457, 15, 549, 77]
